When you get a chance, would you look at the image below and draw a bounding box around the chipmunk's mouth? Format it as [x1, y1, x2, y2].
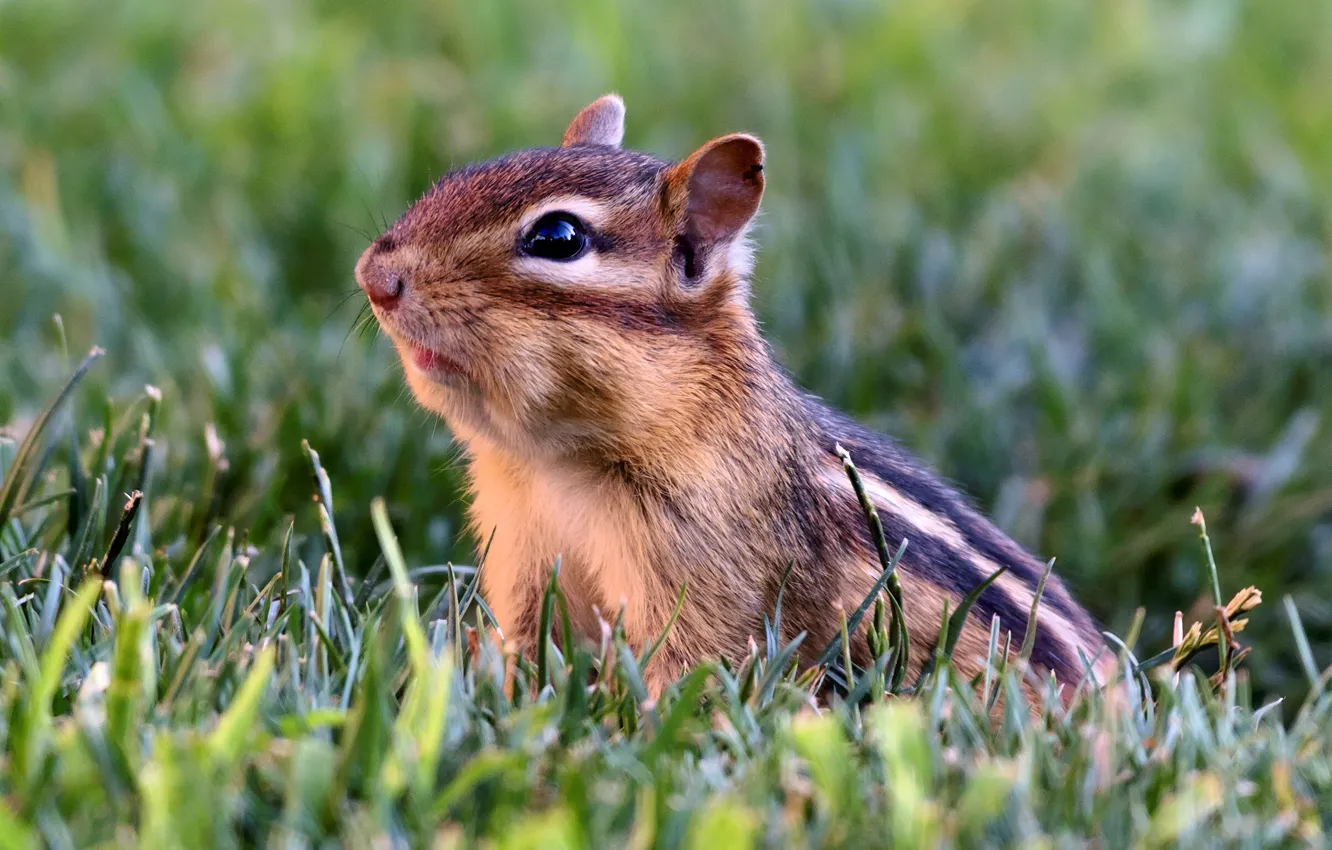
[405, 342, 469, 383]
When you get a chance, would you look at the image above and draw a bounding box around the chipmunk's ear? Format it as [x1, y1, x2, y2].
[665, 134, 765, 279]
[562, 94, 625, 148]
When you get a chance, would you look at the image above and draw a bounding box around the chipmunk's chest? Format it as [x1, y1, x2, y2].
[465, 449, 660, 629]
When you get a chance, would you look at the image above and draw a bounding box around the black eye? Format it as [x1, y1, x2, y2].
[520, 212, 589, 261]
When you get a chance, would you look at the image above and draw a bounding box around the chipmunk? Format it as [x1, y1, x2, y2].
[356, 94, 1114, 704]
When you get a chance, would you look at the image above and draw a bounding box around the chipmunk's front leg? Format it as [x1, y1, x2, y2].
[625, 618, 691, 702]
[619, 584, 760, 702]
[477, 537, 615, 696]
[474, 530, 549, 694]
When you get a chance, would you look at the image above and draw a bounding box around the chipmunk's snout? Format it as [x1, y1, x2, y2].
[355, 243, 407, 310]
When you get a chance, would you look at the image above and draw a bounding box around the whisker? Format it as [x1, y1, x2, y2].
[352, 163, 393, 236]
[324, 287, 367, 324]
[355, 310, 379, 341]
[335, 220, 376, 243]
[337, 300, 376, 365]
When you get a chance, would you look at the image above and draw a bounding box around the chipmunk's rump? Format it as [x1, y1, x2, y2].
[806, 397, 1108, 690]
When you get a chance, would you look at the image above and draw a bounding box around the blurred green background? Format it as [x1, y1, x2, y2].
[2, 0, 1329, 703]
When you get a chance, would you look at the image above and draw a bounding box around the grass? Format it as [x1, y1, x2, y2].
[2, 0, 1332, 841]
[0, 352, 1329, 846]
[4, 0, 1331, 706]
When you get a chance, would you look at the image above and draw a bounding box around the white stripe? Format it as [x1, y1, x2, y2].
[822, 466, 1084, 654]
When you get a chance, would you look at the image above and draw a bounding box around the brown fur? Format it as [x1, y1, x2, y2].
[356, 95, 1115, 706]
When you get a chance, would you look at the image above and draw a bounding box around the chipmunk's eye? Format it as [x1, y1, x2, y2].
[520, 212, 589, 261]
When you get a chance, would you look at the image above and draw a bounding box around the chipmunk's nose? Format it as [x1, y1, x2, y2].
[356, 244, 407, 310]
[364, 270, 405, 309]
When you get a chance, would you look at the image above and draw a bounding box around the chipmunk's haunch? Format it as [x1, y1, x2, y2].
[356, 94, 1112, 701]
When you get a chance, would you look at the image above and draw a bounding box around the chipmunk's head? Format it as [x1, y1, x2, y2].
[356, 95, 769, 458]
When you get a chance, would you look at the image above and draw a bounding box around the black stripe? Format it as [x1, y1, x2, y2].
[806, 395, 1096, 681]
[488, 277, 736, 337]
[806, 396, 1086, 625]
[841, 496, 1075, 678]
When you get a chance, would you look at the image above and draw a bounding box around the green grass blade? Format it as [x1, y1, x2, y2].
[33, 577, 101, 716]
[814, 539, 907, 670]
[66, 477, 106, 571]
[210, 645, 276, 765]
[683, 797, 758, 850]
[639, 580, 687, 670]
[370, 497, 428, 676]
[536, 556, 562, 690]
[304, 441, 356, 614]
[643, 664, 712, 765]
[1017, 559, 1055, 665]
[912, 564, 1010, 689]
[0, 347, 104, 530]
[755, 633, 805, 708]
[165, 524, 222, 607]
[1283, 595, 1321, 693]
[18, 577, 102, 788]
[0, 799, 37, 850]
[106, 581, 149, 764]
